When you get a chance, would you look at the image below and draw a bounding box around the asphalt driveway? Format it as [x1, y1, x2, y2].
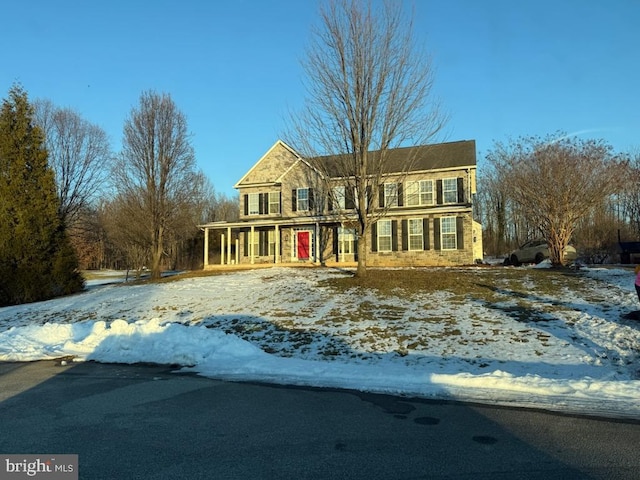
[1, 361, 639, 479]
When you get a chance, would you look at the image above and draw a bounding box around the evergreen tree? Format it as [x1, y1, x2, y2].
[0, 85, 83, 306]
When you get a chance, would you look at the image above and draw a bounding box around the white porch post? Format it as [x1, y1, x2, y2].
[275, 225, 280, 264]
[340, 223, 345, 263]
[250, 225, 255, 265]
[204, 227, 209, 268]
[227, 227, 232, 265]
[315, 222, 320, 264]
[220, 234, 225, 265]
[235, 239, 239, 265]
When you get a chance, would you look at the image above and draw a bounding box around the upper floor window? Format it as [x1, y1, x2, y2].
[269, 192, 280, 214]
[297, 188, 309, 211]
[292, 187, 314, 212]
[384, 183, 398, 207]
[248, 193, 260, 215]
[332, 186, 346, 210]
[406, 180, 434, 206]
[443, 178, 458, 204]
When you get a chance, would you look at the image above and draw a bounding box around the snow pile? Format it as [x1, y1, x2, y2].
[1, 266, 639, 419]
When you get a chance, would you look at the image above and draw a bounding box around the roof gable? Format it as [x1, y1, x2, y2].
[234, 140, 301, 188]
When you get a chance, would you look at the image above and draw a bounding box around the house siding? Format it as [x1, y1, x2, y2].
[202, 139, 481, 268]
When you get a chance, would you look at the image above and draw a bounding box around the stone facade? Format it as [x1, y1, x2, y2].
[200, 140, 481, 268]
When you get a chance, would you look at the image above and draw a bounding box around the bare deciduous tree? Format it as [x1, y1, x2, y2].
[487, 134, 624, 266]
[113, 91, 199, 279]
[33, 99, 111, 226]
[286, 0, 446, 277]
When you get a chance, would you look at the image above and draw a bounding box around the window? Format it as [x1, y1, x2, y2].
[250, 231, 259, 255]
[377, 219, 392, 252]
[443, 178, 458, 204]
[297, 188, 309, 211]
[269, 192, 280, 214]
[248, 194, 259, 215]
[384, 183, 398, 207]
[408, 218, 423, 251]
[338, 227, 356, 254]
[441, 216, 457, 250]
[406, 180, 434, 206]
[268, 230, 276, 256]
[332, 186, 346, 210]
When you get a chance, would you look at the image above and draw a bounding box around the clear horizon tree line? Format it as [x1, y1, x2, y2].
[476, 133, 637, 264]
[2, 0, 639, 305]
[5, 85, 239, 282]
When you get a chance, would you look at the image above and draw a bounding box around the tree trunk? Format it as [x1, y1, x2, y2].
[356, 227, 368, 278]
[151, 227, 163, 279]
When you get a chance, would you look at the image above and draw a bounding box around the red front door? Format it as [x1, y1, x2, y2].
[297, 231, 310, 260]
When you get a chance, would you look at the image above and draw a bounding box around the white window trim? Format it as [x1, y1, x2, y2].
[269, 192, 280, 214]
[333, 186, 346, 210]
[443, 178, 458, 204]
[384, 183, 398, 207]
[338, 227, 355, 255]
[441, 216, 457, 250]
[297, 188, 309, 211]
[248, 193, 259, 216]
[408, 218, 423, 251]
[377, 219, 392, 252]
[406, 180, 434, 207]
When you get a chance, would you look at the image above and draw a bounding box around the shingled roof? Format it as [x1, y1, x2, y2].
[315, 140, 476, 177]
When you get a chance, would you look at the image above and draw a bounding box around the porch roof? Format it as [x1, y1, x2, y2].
[198, 216, 345, 230]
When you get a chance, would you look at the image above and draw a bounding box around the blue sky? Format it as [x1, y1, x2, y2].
[2, 0, 638, 196]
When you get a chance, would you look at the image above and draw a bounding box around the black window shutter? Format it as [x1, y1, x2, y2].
[397, 183, 403, 207]
[378, 184, 385, 208]
[332, 227, 338, 254]
[457, 178, 465, 203]
[436, 180, 443, 205]
[371, 223, 378, 252]
[243, 194, 248, 216]
[291, 189, 297, 212]
[243, 231, 249, 256]
[434, 218, 441, 250]
[456, 217, 464, 249]
[423, 218, 430, 250]
[328, 193, 333, 212]
[278, 192, 282, 214]
[346, 187, 355, 209]
[258, 194, 264, 215]
[308, 188, 314, 210]
[401, 219, 408, 251]
[392, 220, 398, 251]
[365, 185, 372, 210]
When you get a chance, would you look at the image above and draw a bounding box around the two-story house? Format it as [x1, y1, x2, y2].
[200, 139, 482, 267]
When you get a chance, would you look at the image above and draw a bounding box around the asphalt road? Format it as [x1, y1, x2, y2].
[1, 360, 639, 479]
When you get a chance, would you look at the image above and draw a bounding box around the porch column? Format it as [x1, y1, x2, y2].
[227, 227, 232, 265]
[315, 222, 320, 264]
[250, 225, 255, 265]
[340, 223, 345, 263]
[221, 233, 225, 265]
[235, 239, 239, 265]
[275, 225, 280, 264]
[204, 227, 209, 268]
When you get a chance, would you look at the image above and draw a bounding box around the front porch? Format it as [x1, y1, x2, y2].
[200, 219, 357, 268]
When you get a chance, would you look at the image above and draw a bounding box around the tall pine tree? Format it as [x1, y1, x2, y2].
[0, 85, 83, 306]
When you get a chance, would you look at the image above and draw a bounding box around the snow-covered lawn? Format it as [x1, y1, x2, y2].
[1, 265, 639, 419]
